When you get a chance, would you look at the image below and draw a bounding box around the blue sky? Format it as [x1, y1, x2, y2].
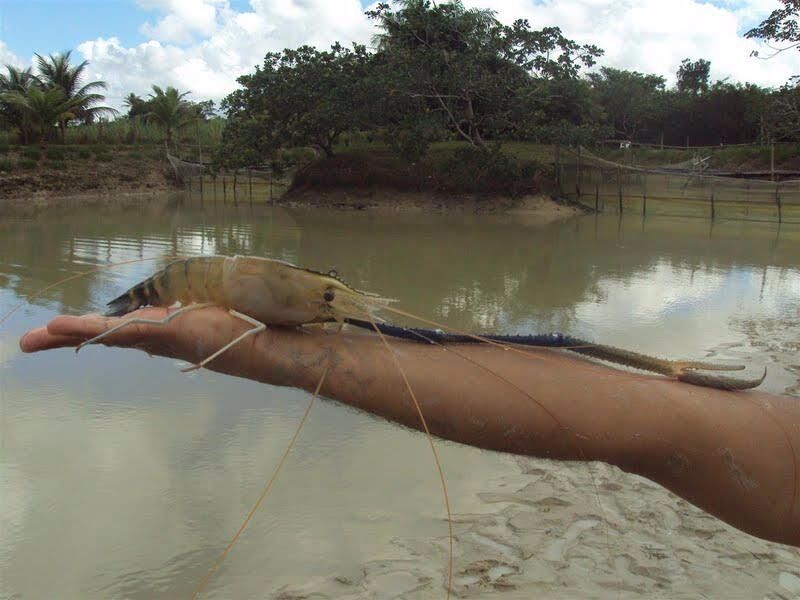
[0, 0, 796, 110]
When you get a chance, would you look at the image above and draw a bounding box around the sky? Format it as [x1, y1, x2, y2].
[1, 0, 798, 111]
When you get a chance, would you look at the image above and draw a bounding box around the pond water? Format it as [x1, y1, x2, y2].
[1, 195, 799, 598]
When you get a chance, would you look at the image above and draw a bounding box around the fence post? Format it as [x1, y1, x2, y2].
[222, 173, 227, 204]
[642, 173, 647, 217]
[710, 178, 716, 221]
[617, 166, 623, 214]
[554, 144, 561, 197]
[199, 171, 204, 201]
[771, 140, 776, 182]
[595, 182, 599, 212]
[776, 182, 782, 224]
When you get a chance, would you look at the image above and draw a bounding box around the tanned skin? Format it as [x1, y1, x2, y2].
[19, 307, 800, 548]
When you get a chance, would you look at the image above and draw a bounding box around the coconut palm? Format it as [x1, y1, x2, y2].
[34, 50, 116, 141]
[0, 65, 37, 143]
[146, 85, 196, 146]
[1, 86, 75, 143]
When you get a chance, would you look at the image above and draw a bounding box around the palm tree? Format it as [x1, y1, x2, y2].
[146, 85, 196, 147]
[35, 50, 116, 141]
[1, 86, 75, 143]
[0, 65, 36, 143]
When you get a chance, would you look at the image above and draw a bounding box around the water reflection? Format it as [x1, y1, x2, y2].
[1, 197, 799, 598]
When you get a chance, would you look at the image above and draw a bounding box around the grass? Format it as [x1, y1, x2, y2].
[22, 147, 41, 161]
[19, 158, 37, 170]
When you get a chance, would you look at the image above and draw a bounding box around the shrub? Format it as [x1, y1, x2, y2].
[0, 158, 14, 172]
[47, 160, 68, 170]
[96, 153, 113, 163]
[46, 148, 66, 161]
[22, 147, 41, 161]
[19, 158, 38, 170]
[0, 142, 10, 154]
[77, 148, 92, 159]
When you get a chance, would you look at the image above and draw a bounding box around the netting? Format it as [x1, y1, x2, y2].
[556, 147, 800, 223]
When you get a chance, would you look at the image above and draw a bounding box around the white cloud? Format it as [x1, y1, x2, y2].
[21, 0, 800, 112]
[0, 41, 25, 71]
[76, 0, 374, 110]
[468, 0, 800, 86]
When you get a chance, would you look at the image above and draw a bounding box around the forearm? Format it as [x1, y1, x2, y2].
[237, 328, 800, 547]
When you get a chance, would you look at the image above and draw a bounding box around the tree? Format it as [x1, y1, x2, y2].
[0, 65, 36, 143]
[589, 67, 666, 141]
[367, 0, 602, 150]
[676, 58, 711, 96]
[145, 85, 196, 145]
[220, 43, 378, 162]
[746, 0, 799, 57]
[34, 50, 115, 141]
[1, 86, 75, 143]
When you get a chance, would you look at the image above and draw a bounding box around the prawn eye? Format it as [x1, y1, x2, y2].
[323, 289, 335, 303]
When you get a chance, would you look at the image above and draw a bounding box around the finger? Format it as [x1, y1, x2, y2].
[20, 328, 87, 353]
[47, 309, 171, 345]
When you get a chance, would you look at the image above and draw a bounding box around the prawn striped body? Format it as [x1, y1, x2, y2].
[103, 254, 389, 326]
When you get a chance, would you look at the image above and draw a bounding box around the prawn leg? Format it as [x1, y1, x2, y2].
[181, 309, 266, 373]
[75, 302, 214, 353]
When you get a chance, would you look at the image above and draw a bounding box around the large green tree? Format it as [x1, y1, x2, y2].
[0, 66, 36, 142]
[1, 86, 75, 143]
[588, 67, 666, 141]
[145, 85, 196, 145]
[34, 50, 115, 140]
[220, 43, 377, 163]
[367, 0, 602, 150]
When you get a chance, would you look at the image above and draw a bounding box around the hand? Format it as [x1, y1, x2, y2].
[19, 307, 299, 382]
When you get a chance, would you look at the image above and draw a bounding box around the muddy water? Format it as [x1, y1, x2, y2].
[1, 197, 799, 598]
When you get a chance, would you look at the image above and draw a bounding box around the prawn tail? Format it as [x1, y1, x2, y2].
[104, 277, 162, 317]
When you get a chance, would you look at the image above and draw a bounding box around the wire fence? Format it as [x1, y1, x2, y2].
[555, 146, 800, 224]
[167, 153, 290, 204]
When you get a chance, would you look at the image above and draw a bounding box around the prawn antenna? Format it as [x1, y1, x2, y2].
[192, 328, 340, 599]
[367, 317, 454, 599]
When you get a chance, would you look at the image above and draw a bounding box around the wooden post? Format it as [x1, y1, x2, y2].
[776, 182, 782, 224]
[617, 166, 623, 214]
[642, 173, 647, 217]
[222, 174, 227, 204]
[595, 182, 599, 211]
[710, 178, 716, 221]
[199, 171, 204, 200]
[233, 170, 238, 205]
[554, 144, 561, 197]
[269, 172, 273, 202]
[771, 140, 776, 182]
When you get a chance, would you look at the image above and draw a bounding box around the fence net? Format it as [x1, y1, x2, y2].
[556, 147, 800, 223]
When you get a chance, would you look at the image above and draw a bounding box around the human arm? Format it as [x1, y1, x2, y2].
[20, 307, 800, 547]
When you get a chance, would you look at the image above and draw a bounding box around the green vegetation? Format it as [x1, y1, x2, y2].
[1, 0, 797, 199]
[0, 157, 13, 172]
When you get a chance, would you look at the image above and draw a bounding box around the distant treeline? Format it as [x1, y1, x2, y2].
[2, 0, 798, 171]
